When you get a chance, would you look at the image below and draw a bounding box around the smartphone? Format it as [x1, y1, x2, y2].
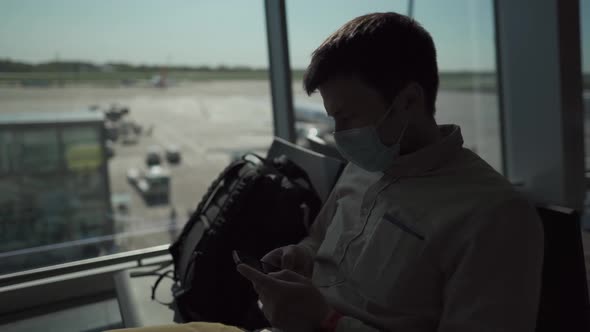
[232, 250, 281, 274]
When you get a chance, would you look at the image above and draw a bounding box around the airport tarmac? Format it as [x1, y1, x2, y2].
[0, 80, 504, 255]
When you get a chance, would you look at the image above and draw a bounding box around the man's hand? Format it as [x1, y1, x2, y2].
[261, 244, 314, 278]
[237, 263, 331, 332]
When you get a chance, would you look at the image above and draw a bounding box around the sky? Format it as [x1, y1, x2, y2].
[0, 0, 588, 72]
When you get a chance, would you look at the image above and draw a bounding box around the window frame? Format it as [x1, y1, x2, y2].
[265, 0, 296, 143]
[494, 0, 584, 209]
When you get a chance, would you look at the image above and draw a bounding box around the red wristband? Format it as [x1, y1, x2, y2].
[319, 309, 343, 332]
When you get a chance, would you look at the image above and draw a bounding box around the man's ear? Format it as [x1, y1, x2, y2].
[394, 82, 424, 112]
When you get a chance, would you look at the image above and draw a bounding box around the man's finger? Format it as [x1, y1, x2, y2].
[261, 247, 283, 267]
[236, 263, 282, 289]
[282, 250, 295, 270]
[268, 269, 307, 283]
[252, 282, 261, 294]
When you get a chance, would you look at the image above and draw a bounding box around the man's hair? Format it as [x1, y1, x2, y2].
[303, 12, 439, 115]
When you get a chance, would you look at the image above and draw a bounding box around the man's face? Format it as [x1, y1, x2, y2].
[318, 76, 389, 133]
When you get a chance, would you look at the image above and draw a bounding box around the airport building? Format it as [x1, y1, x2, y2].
[0, 111, 112, 274]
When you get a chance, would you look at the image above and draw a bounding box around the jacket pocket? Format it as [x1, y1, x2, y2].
[349, 210, 425, 306]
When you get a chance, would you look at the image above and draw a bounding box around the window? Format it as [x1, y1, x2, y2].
[0, 178, 20, 253]
[287, 0, 502, 171]
[0, 131, 15, 173]
[414, 0, 501, 170]
[21, 129, 61, 173]
[0, 0, 272, 275]
[62, 126, 102, 172]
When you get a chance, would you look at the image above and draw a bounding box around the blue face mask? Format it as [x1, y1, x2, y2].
[333, 105, 408, 172]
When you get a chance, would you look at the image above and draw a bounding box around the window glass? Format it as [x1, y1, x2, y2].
[0, 131, 16, 174]
[0, 178, 20, 251]
[0, 0, 271, 274]
[415, 0, 501, 170]
[287, 0, 502, 170]
[20, 128, 61, 173]
[62, 126, 102, 172]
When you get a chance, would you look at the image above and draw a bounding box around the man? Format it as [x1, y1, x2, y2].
[111, 11, 543, 332]
[236, 12, 543, 332]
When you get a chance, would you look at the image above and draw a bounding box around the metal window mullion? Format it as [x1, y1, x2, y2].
[264, 0, 296, 143]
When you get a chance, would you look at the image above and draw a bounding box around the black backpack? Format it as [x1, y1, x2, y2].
[161, 154, 321, 330]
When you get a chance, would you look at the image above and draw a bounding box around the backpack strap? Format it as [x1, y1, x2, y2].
[150, 269, 176, 305]
[169, 157, 251, 264]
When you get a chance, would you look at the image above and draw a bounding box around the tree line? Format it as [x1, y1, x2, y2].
[0, 59, 267, 73]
